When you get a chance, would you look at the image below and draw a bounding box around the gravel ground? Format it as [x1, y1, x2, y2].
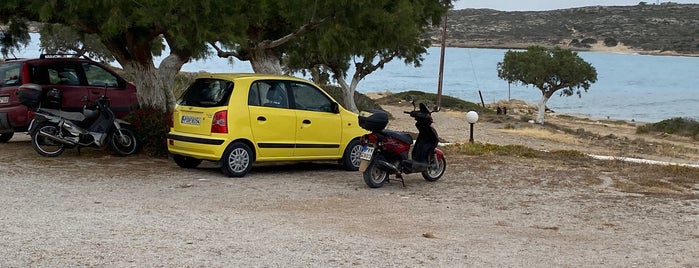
[1, 106, 699, 267]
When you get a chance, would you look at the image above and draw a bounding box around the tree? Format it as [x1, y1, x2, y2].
[39, 24, 116, 63]
[1, 0, 248, 112]
[294, 0, 449, 112]
[497, 46, 598, 124]
[209, 0, 450, 112]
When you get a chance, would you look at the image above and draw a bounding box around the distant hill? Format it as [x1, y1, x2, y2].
[431, 3, 699, 56]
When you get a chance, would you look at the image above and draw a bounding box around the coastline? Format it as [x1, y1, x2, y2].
[439, 40, 699, 57]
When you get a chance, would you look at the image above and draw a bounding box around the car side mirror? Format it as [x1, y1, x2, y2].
[331, 102, 340, 114]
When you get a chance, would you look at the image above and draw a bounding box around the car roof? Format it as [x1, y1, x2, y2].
[1, 55, 97, 64]
[195, 73, 311, 83]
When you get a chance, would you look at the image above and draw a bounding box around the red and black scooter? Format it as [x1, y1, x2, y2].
[358, 99, 446, 188]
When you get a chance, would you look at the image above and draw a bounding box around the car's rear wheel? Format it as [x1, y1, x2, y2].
[341, 139, 362, 171]
[220, 142, 254, 177]
[173, 154, 203, 169]
[0, 132, 13, 143]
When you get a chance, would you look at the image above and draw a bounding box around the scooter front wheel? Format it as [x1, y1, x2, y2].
[110, 127, 140, 156]
[422, 155, 446, 182]
[30, 122, 65, 157]
[363, 157, 389, 188]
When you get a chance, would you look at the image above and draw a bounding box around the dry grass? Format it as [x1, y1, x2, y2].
[445, 143, 699, 198]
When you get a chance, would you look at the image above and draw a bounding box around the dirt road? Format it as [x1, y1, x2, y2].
[1, 135, 698, 267]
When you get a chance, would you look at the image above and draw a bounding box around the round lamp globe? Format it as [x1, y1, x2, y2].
[466, 111, 479, 124]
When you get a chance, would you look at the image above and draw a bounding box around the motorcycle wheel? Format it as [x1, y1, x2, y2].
[363, 157, 389, 188]
[30, 122, 65, 157]
[421, 154, 446, 182]
[109, 127, 140, 156]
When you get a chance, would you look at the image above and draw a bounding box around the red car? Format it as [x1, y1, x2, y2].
[0, 54, 138, 142]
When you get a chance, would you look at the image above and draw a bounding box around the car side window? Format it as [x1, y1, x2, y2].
[290, 82, 333, 112]
[82, 63, 119, 87]
[250, 81, 289, 108]
[0, 62, 22, 87]
[41, 63, 81, 86]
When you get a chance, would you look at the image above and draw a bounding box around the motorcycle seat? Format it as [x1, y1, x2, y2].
[37, 108, 86, 122]
[381, 130, 413, 145]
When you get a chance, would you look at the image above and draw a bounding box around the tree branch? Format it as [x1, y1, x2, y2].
[209, 42, 240, 58]
[260, 17, 328, 49]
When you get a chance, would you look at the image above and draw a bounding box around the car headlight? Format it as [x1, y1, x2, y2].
[0, 96, 9, 104]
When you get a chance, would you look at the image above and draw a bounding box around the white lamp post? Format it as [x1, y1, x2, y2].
[466, 111, 479, 143]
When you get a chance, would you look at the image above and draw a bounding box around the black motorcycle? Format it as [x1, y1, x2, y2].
[19, 84, 139, 157]
[358, 99, 446, 188]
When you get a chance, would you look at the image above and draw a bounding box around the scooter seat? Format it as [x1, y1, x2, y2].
[37, 108, 86, 122]
[382, 130, 413, 145]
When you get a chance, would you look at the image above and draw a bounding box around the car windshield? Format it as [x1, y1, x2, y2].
[178, 78, 233, 107]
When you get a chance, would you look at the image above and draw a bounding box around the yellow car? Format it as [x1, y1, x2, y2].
[167, 73, 367, 177]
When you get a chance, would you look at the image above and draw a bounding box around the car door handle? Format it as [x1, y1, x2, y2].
[302, 119, 311, 124]
[257, 116, 267, 121]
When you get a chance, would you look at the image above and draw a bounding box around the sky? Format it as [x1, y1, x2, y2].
[452, 0, 699, 11]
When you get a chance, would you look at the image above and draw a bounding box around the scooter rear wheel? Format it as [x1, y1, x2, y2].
[422, 155, 446, 182]
[363, 157, 389, 188]
[30, 122, 65, 157]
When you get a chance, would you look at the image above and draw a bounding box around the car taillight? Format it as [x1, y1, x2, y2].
[211, 110, 228, 133]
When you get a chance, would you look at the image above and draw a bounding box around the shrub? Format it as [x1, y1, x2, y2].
[637, 117, 699, 140]
[124, 106, 171, 157]
[604, 37, 619, 47]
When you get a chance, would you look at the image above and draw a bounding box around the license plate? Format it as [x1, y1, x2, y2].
[360, 145, 374, 161]
[181, 115, 200, 125]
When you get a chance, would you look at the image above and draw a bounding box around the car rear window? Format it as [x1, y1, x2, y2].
[0, 62, 22, 87]
[178, 78, 233, 107]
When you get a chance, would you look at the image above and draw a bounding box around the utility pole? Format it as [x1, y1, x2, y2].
[436, 9, 447, 110]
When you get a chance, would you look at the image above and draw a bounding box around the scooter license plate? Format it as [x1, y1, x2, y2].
[360, 146, 374, 161]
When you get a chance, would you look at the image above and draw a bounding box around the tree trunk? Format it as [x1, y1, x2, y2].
[250, 48, 282, 74]
[536, 95, 549, 125]
[335, 75, 359, 113]
[121, 54, 186, 113]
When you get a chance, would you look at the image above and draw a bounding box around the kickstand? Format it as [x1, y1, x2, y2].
[395, 174, 405, 187]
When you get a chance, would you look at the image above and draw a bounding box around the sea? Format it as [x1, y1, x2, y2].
[12, 33, 699, 123]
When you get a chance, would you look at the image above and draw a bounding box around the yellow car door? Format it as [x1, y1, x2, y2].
[290, 82, 341, 157]
[247, 81, 296, 158]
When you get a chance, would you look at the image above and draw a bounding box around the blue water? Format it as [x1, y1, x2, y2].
[13, 34, 699, 122]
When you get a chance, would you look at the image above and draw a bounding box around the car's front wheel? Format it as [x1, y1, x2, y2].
[341, 139, 362, 171]
[220, 142, 254, 177]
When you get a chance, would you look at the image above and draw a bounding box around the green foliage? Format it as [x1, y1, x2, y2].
[636, 117, 699, 140]
[39, 24, 115, 62]
[124, 106, 171, 157]
[0, 18, 30, 58]
[497, 46, 598, 98]
[374, 90, 492, 114]
[282, 0, 450, 111]
[604, 37, 619, 47]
